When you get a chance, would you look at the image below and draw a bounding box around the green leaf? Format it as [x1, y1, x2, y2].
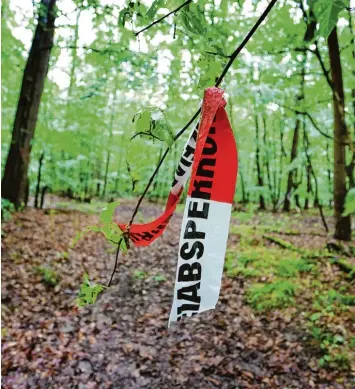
[181, 4, 206, 36]
[343, 188, 355, 216]
[311, 0, 346, 38]
[71, 226, 101, 248]
[147, 0, 166, 19]
[198, 57, 222, 88]
[132, 107, 174, 146]
[76, 273, 106, 307]
[100, 201, 120, 223]
[334, 334, 345, 344]
[121, 236, 128, 253]
[153, 274, 166, 282]
[118, 7, 132, 27]
[310, 312, 322, 321]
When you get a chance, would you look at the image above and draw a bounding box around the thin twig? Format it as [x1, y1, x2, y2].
[279, 104, 334, 141]
[108, 237, 123, 287]
[205, 51, 232, 58]
[108, 0, 279, 285]
[215, 0, 278, 87]
[135, 0, 192, 36]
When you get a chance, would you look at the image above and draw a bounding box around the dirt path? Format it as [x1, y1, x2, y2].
[2, 201, 354, 388]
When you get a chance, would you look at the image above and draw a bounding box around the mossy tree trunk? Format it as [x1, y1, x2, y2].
[2, 0, 57, 208]
[327, 27, 351, 241]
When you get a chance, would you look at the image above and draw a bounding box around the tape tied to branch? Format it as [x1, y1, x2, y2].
[117, 86, 238, 324]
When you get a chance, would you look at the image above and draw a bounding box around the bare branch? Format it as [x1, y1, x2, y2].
[205, 51, 232, 58]
[279, 103, 335, 142]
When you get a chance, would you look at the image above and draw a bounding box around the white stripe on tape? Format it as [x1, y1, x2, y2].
[169, 197, 232, 325]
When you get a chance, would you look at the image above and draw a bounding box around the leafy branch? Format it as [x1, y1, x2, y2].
[105, 0, 279, 286]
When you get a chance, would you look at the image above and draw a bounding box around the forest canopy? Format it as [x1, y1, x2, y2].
[1, 0, 355, 240]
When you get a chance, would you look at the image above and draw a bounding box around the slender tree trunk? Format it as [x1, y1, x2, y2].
[303, 123, 329, 233]
[40, 185, 48, 209]
[283, 116, 301, 212]
[328, 27, 351, 241]
[326, 140, 333, 205]
[283, 54, 306, 212]
[303, 123, 312, 210]
[254, 111, 266, 210]
[239, 170, 247, 204]
[346, 8, 355, 188]
[276, 117, 286, 209]
[2, 0, 57, 208]
[34, 152, 45, 208]
[262, 115, 273, 202]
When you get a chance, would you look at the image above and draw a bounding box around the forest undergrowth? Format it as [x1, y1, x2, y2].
[1, 197, 354, 388]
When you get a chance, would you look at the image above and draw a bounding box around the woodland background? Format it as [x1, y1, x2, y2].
[1, 0, 355, 388]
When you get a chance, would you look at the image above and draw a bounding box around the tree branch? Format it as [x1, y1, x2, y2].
[205, 51, 232, 58]
[215, 0, 278, 87]
[108, 237, 123, 287]
[108, 0, 279, 285]
[135, 0, 193, 36]
[279, 104, 334, 141]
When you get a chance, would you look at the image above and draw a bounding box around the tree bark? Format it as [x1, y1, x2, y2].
[283, 54, 306, 212]
[327, 27, 351, 241]
[254, 111, 266, 210]
[283, 116, 301, 212]
[34, 152, 45, 208]
[346, 8, 355, 188]
[2, 0, 57, 208]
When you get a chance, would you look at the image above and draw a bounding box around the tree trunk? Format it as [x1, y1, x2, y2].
[2, 0, 57, 208]
[283, 116, 301, 212]
[34, 152, 45, 208]
[326, 140, 333, 206]
[262, 115, 273, 202]
[283, 54, 306, 212]
[303, 123, 329, 233]
[328, 27, 351, 241]
[276, 117, 287, 210]
[346, 8, 355, 188]
[254, 112, 266, 210]
[239, 170, 247, 204]
[40, 185, 48, 209]
[303, 121, 312, 210]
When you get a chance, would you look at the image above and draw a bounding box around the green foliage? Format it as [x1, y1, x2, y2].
[276, 257, 313, 277]
[71, 201, 127, 250]
[153, 273, 167, 282]
[311, 0, 346, 38]
[99, 201, 120, 223]
[1, 198, 15, 221]
[343, 188, 355, 216]
[306, 287, 354, 369]
[133, 269, 148, 279]
[180, 4, 207, 36]
[76, 273, 106, 307]
[56, 251, 69, 260]
[310, 326, 351, 370]
[35, 266, 59, 287]
[132, 107, 174, 146]
[2, 0, 352, 211]
[247, 280, 298, 311]
[146, 0, 166, 19]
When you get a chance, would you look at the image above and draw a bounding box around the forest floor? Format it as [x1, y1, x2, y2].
[1, 197, 355, 389]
